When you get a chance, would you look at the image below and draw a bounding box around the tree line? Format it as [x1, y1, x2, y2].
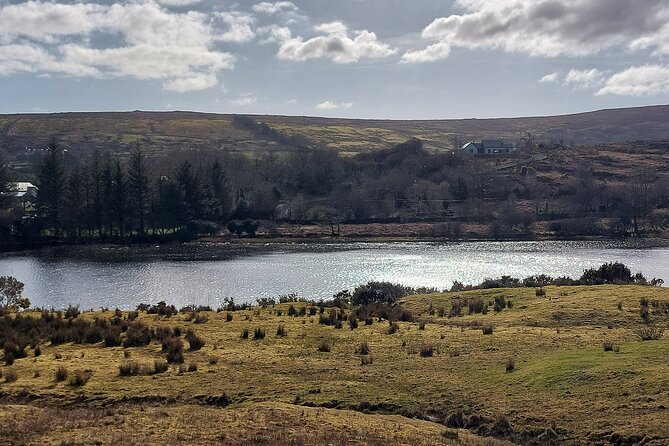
[2, 134, 669, 246]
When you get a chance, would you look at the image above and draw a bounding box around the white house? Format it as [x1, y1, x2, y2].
[461, 140, 516, 155]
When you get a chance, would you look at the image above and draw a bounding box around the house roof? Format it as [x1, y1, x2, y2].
[10, 182, 37, 198]
[461, 140, 516, 150]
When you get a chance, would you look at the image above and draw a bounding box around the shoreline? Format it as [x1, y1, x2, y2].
[3, 235, 669, 262]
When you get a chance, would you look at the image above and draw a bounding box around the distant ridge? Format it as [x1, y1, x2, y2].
[1, 105, 668, 155]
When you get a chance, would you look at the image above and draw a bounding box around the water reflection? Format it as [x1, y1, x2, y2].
[1, 241, 668, 310]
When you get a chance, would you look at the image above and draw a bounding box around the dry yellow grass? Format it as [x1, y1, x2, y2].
[1, 285, 668, 445]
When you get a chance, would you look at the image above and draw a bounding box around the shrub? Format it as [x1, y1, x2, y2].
[364, 317, 373, 325]
[351, 281, 412, 306]
[387, 321, 400, 335]
[308, 306, 318, 316]
[123, 322, 152, 348]
[185, 329, 205, 351]
[194, 312, 208, 324]
[34, 345, 41, 357]
[635, 326, 664, 341]
[119, 361, 141, 376]
[468, 297, 486, 314]
[166, 337, 185, 363]
[104, 327, 122, 347]
[240, 328, 249, 339]
[349, 318, 359, 329]
[154, 359, 169, 373]
[146, 301, 177, 317]
[208, 356, 219, 365]
[535, 288, 546, 297]
[55, 366, 68, 382]
[356, 342, 370, 355]
[287, 305, 297, 316]
[226, 312, 233, 322]
[418, 321, 426, 330]
[449, 301, 462, 318]
[493, 296, 507, 313]
[276, 324, 287, 337]
[64, 305, 81, 319]
[127, 311, 139, 321]
[420, 344, 435, 357]
[253, 327, 266, 340]
[317, 340, 333, 352]
[360, 355, 373, 365]
[334, 320, 343, 329]
[482, 324, 494, 335]
[506, 358, 515, 372]
[187, 361, 198, 372]
[4, 368, 18, 383]
[69, 370, 92, 387]
[602, 342, 619, 352]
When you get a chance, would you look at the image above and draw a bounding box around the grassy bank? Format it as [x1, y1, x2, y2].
[1, 285, 668, 445]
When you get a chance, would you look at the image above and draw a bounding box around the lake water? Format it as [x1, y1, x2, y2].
[1, 241, 669, 310]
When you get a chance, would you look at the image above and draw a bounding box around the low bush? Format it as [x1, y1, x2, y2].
[153, 359, 169, 373]
[226, 312, 233, 322]
[317, 340, 333, 352]
[166, 337, 184, 363]
[418, 321, 426, 330]
[122, 322, 152, 348]
[482, 324, 494, 335]
[253, 327, 266, 340]
[4, 368, 18, 383]
[356, 342, 370, 355]
[55, 366, 68, 382]
[119, 360, 141, 376]
[360, 355, 373, 365]
[506, 358, 515, 372]
[69, 370, 92, 387]
[635, 326, 664, 341]
[187, 361, 198, 372]
[240, 328, 249, 339]
[602, 342, 619, 352]
[185, 329, 205, 351]
[276, 324, 287, 337]
[349, 318, 358, 329]
[387, 321, 400, 335]
[420, 344, 435, 357]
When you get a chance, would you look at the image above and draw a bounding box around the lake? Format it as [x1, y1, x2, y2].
[2, 240, 669, 310]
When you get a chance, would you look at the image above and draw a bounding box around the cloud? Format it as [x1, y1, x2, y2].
[286, 98, 298, 104]
[232, 93, 258, 106]
[403, 0, 669, 62]
[316, 101, 353, 110]
[215, 12, 255, 43]
[598, 65, 669, 96]
[277, 21, 397, 63]
[252, 1, 298, 15]
[0, 0, 238, 91]
[562, 68, 605, 89]
[539, 72, 559, 83]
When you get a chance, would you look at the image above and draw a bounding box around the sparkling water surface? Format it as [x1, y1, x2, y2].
[1, 241, 668, 309]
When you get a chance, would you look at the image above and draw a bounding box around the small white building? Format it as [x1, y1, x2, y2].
[461, 140, 516, 155]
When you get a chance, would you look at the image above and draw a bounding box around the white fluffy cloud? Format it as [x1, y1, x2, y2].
[252, 2, 298, 15]
[276, 21, 396, 64]
[403, 0, 669, 62]
[562, 69, 605, 90]
[0, 0, 242, 91]
[232, 93, 258, 106]
[598, 65, 669, 96]
[539, 72, 559, 83]
[316, 101, 353, 110]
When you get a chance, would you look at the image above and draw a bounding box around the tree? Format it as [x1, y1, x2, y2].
[0, 276, 30, 309]
[63, 167, 85, 238]
[209, 160, 232, 221]
[0, 153, 14, 209]
[127, 146, 150, 236]
[449, 176, 469, 201]
[36, 140, 66, 238]
[112, 160, 128, 237]
[174, 161, 204, 221]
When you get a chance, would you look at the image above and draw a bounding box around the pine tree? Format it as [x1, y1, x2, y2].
[127, 145, 150, 236]
[210, 159, 231, 221]
[36, 141, 66, 238]
[0, 153, 13, 210]
[112, 160, 128, 237]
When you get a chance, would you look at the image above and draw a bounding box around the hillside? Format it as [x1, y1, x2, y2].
[1, 284, 668, 445]
[1, 105, 669, 156]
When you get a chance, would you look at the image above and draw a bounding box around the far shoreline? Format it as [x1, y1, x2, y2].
[3, 234, 669, 262]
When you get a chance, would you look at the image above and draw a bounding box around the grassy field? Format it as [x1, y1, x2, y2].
[2, 105, 669, 157]
[1, 285, 668, 445]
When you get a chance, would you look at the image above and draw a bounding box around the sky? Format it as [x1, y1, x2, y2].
[1, 0, 669, 119]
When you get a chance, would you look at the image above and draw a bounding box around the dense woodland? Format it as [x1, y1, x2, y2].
[1, 132, 669, 247]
